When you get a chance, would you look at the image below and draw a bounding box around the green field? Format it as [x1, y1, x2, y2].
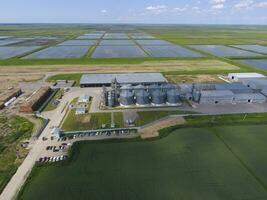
[18, 124, 267, 200]
[0, 116, 33, 193]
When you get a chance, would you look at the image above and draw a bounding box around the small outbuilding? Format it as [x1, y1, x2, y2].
[78, 95, 90, 103]
[51, 128, 62, 139]
[75, 107, 86, 115]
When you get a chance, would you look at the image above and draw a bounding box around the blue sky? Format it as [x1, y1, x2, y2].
[0, 0, 266, 24]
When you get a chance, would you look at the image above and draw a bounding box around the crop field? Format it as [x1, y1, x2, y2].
[19, 124, 267, 200]
[136, 39, 173, 46]
[232, 45, 267, 54]
[143, 45, 204, 58]
[190, 45, 264, 57]
[238, 59, 267, 70]
[23, 46, 91, 59]
[76, 34, 104, 39]
[99, 40, 136, 46]
[103, 33, 129, 39]
[58, 40, 97, 46]
[0, 46, 41, 59]
[92, 45, 148, 58]
[0, 39, 25, 46]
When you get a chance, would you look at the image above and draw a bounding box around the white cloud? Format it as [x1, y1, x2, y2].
[173, 7, 187, 12]
[210, 0, 225, 9]
[256, 1, 267, 8]
[101, 10, 107, 13]
[234, 0, 254, 9]
[146, 5, 167, 11]
[210, 0, 225, 3]
[212, 4, 224, 9]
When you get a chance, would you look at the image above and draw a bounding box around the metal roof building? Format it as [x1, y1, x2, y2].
[228, 73, 265, 82]
[242, 78, 267, 90]
[215, 83, 254, 94]
[234, 93, 266, 104]
[199, 90, 234, 105]
[80, 73, 168, 87]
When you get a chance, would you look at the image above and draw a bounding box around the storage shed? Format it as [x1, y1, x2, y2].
[199, 90, 234, 105]
[228, 73, 265, 82]
[75, 107, 86, 115]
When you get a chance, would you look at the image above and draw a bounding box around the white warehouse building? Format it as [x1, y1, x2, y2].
[228, 73, 265, 82]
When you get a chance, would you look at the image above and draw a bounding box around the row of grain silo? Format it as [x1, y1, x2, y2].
[119, 84, 181, 107]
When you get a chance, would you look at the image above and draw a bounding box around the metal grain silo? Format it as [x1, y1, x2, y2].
[151, 89, 166, 105]
[162, 84, 176, 92]
[107, 91, 115, 107]
[135, 90, 150, 105]
[167, 89, 180, 105]
[120, 90, 134, 106]
[133, 84, 145, 94]
[148, 84, 159, 93]
[120, 84, 133, 91]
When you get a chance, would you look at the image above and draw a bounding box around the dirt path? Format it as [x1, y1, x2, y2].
[139, 116, 186, 139]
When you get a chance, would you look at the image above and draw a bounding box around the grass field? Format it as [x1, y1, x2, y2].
[61, 109, 124, 131]
[18, 124, 267, 200]
[0, 116, 33, 194]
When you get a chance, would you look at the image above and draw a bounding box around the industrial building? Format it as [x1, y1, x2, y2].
[19, 87, 52, 113]
[234, 93, 266, 104]
[192, 81, 267, 105]
[198, 90, 234, 105]
[242, 78, 267, 90]
[228, 73, 265, 82]
[80, 73, 168, 87]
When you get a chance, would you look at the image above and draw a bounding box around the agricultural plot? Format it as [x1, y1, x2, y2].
[238, 59, 267, 70]
[143, 45, 204, 58]
[136, 39, 172, 45]
[103, 33, 129, 39]
[0, 36, 12, 40]
[76, 34, 103, 39]
[190, 45, 263, 57]
[91, 45, 147, 58]
[99, 40, 136, 46]
[0, 46, 41, 59]
[0, 39, 25, 46]
[13, 39, 59, 46]
[23, 46, 90, 59]
[130, 34, 155, 39]
[232, 45, 267, 54]
[58, 40, 97, 46]
[19, 126, 267, 200]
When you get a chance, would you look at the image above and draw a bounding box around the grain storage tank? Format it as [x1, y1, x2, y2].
[133, 84, 146, 94]
[135, 90, 150, 106]
[161, 84, 176, 92]
[120, 84, 133, 91]
[167, 89, 180, 105]
[107, 91, 115, 107]
[151, 90, 166, 105]
[120, 90, 134, 106]
[148, 84, 159, 93]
